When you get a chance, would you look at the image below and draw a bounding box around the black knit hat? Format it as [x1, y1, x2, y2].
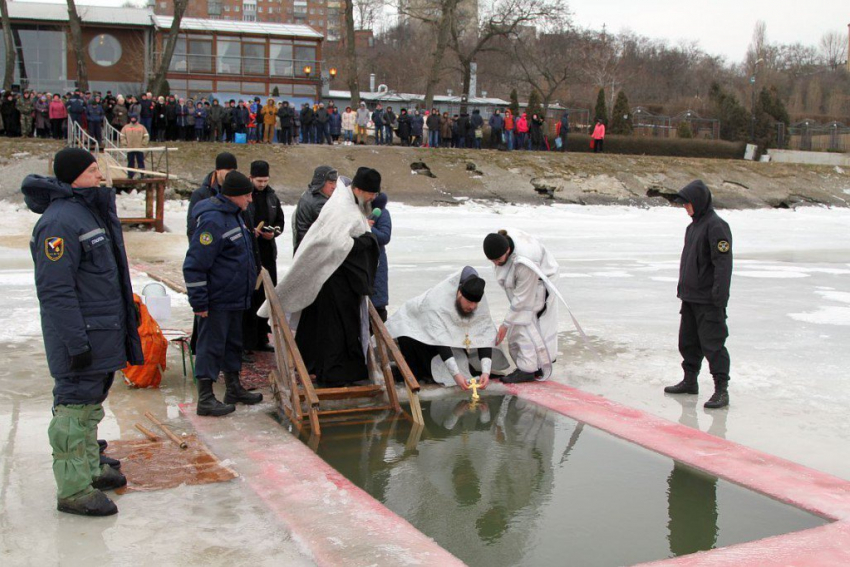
[222, 171, 253, 196]
[53, 148, 97, 185]
[250, 160, 270, 177]
[483, 233, 510, 260]
[352, 167, 381, 194]
[215, 152, 238, 171]
[460, 276, 486, 303]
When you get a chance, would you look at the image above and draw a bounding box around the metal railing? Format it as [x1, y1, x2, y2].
[102, 121, 126, 161]
[66, 119, 99, 154]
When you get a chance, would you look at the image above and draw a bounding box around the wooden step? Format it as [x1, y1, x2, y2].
[307, 384, 385, 400]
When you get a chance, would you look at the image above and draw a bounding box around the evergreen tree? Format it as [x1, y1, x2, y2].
[594, 88, 608, 125]
[676, 120, 694, 139]
[709, 82, 749, 142]
[526, 90, 543, 118]
[509, 88, 520, 117]
[609, 90, 633, 135]
[272, 86, 280, 97]
[754, 86, 791, 149]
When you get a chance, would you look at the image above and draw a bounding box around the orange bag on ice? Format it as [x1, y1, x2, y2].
[122, 294, 168, 388]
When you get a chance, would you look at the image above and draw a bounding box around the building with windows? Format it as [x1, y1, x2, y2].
[1, 1, 324, 100]
[151, 0, 344, 42]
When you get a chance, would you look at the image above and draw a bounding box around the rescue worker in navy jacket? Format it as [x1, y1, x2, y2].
[23, 148, 143, 517]
[183, 171, 263, 417]
[664, 180, 733, 409]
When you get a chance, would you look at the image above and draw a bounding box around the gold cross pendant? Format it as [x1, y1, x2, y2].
[463, 333, 471, 349]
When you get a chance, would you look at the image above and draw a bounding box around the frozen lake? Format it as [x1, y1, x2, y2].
[1, 195, 849, 563]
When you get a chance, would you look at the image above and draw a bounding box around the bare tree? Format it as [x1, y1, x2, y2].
[343, 0, 361, 107]
[354, 0, 383, 31]
[450, 0, 569, 110]
[819, 30, 848, 71]
[512, 30, 580, 115]
[398, 0, 460, 112]
[66, 0, 88, 90]
[148, 0, 189, 96]
[1, 0, 15, 90]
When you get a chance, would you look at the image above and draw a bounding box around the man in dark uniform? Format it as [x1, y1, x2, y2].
[292, 165, 338, 252]
[183, 171, 263, 417]
[23, 148, 144, 516]
[243, 160, 284, 352]
[186, 151, 237, 240]
[664, 180, 733, 409]
[187, 152, 260, 362]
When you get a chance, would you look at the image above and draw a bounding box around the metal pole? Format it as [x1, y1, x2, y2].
[750, 74, 756, 143]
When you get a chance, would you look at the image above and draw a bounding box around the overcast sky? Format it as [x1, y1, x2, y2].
[569, 0, 849, 63]
[15, 0, 850, 64]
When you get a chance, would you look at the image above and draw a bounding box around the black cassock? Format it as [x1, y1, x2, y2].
[296, 232, 379, 387]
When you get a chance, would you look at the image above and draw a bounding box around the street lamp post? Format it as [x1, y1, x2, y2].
[750, 58, 764, 143]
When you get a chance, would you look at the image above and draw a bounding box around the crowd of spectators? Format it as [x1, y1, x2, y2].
[0, 88, 584, 152]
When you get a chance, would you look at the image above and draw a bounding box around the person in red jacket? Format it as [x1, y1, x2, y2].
[592, 119, 606, 153]
[504, 109, 515, 150]
[48, 94, 68, 139]
[516, 112, 529, 150]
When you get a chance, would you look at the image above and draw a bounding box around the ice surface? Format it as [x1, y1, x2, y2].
[1, 195, 850, 563]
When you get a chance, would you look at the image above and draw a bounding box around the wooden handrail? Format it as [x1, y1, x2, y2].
[368, 301, 420, 393]
[368, 301, 424, 425]
[259, 268, 321, 434]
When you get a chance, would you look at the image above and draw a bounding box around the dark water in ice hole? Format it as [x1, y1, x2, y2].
[296, 395, 827, 567]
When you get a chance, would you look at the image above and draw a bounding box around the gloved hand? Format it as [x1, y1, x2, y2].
[70, 346, 93, 371]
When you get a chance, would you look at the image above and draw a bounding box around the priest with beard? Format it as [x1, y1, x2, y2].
[259, 167, 381, 387]
[386, 267, 510, 390]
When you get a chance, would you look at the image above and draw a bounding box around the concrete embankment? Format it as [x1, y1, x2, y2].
[2, 138, 849, 209]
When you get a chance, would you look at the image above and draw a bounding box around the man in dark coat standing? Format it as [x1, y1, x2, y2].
[23, 148, 143, 516]
[664, 180, 733, 409]
[292, 165, 338, 252]
[243, 160, 285, 352]
[184, 171, 263, 416]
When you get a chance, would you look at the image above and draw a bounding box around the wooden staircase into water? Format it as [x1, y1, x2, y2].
[259, 268, 424, 438]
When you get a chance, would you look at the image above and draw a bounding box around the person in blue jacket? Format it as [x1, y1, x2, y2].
[183, 171, 263, 417]
[23, 148, 143, 517]
[85, 95, 105, 144]
[369, 192, 392, 321]
[193, 102, 207, 142]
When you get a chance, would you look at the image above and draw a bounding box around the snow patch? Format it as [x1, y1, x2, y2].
[788, 307, 850, 326]
[735, 271, 810, 279]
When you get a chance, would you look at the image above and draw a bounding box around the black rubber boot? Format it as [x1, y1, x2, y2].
[501, 369, 536, 384]
[704, 377, 729, 409]
[92, 465, 127, 491]
[197, 378, 236, 417]
[223, 372, 263, 405]
[664, 373, 699, 395]
[97, 439, 108, 453]
[57, 489, 118, 516]
[100, 454, 121, 469]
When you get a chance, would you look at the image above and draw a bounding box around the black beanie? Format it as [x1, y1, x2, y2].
[250, 160, 269, 177]
[54, 148, 97, 185]
[215, 152, 238, 171]
[460, 276, 486, 303]
[222, 171, 252, 196]
[483, 233, 510, 260]
[352, 167, 381, 193]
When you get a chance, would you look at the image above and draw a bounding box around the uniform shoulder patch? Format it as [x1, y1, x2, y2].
[717, 240, 731, 254]
[199, 232, 213, 246]
[45, 237, 65, 261]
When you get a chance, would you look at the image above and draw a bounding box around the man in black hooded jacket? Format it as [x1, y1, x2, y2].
[664, 180, 733, 409]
